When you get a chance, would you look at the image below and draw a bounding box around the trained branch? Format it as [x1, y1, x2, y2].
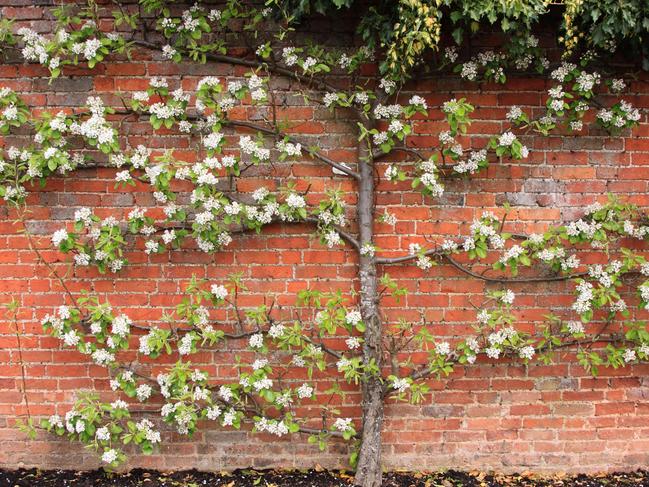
[131, 39, 342, 95]
[443, 254, 588, 283]
[109, 108, 361, 180]
[226, 120, 361, 180]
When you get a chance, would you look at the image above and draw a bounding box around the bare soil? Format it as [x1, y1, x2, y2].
[1, 468, 648, 486]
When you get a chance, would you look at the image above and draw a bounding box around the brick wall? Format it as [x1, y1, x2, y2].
[1, 1, 649, 474]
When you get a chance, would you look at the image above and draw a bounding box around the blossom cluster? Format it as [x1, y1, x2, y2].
[455, 37, 547, 84]
[17, 20, 124, 78]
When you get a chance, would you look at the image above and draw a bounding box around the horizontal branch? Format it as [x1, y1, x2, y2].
[376, 146, 427, 161]
[116, 364, 352, 439]
[225, 120, 360, 180]
[384, 333, 629, 397]
[378, 248, 590, 283]
[110, 107, 360, 180]
[375, 247, 444, 265]
[131, 39, 341, 96]
[443, 254, 587, 283]
[293, 318, 343, 361]
[304, 217, 360, 251]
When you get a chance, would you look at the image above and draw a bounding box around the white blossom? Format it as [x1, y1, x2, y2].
[2, 105, 17, 120]
[62, 330, 80, 347]
[49, 414, 63, 429]
[324, 230, 343, 248]
[282, 47, 298, 66]
[297, 383, 313, 399]
[388, 120, 403, 134]
[391, 378, 410, 393]
[373, 132, 388, 145]
[276, 140, 302, 157]
[501, 290, 515, 305]
[111, 314, 131, 337]
[292, 355, 305, 367]
[83, 38, 101, 60]
[333, 418, 353, 432]
[249, 333, 263, 349]
[460, 61, 478, 81]
[444, 46, 458, 62]
[253, 378, 273, 391]
[206, 405, 221, 420]
[570, 120, 583, 131]
[245, 362, 264, 376]
[408, 243, 421, 256]
[150, 77, 168, 89]
[338, 52, 351, 69]
[379, 78, 396, 93]
[408, 95, 427, 109]
[102, 449, 118, 464]
[611, 78, 626, 92]
[435, 341, 450, 356]
[286, 193, 306, 209]
[302, 56, 316, 72]
[498, 131, 516, 147]
[575, 71, 600, 92]
[267, 324, 285, 339]
[550, 62, 576, 82]
[345, 337, 361, 350]
[145, 240, 159, 255]
[210, 284, 228, 300]
[219, 385, 233, 402]
[51, 228, 68, 247]
[115, 170, 131, 182]
[507, 106, 523, 121]
[624, 349, 637, 363]
[136, 384, 152, 402]
[486, 347, 501, 359]
[519, 346, 535, 360]
[345, 310, 362, 326]
[92, 349, 115, 365]
[360, 244, 375, 257]
[336, 357, 351, 371]
[572, 281, 594, 314]
[416, 255, 433, 270]
[160, 229, 175, 245]
[162, 44, 177, 60]
[373, 104, 402, 119]
[222, 409, 237, 426]
[323, 92, 339, 107]
[133, 91, 149, 102]
[178, 334, 194, 355]
[354, 92, 369, 105]
[111, 399, 128, 410]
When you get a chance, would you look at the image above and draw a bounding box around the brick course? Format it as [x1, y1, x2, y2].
[1, 1, 649, 475]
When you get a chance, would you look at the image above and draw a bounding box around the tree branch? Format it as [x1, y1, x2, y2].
[225, 120, 360, 180]
[442, 254, 588, 283]
[131, 39, 341, 94]
[375, 247, 444, 265]
[109, 107, 361, 180]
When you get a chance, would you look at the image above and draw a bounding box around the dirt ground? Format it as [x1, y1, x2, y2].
[1, 468, 649, 486]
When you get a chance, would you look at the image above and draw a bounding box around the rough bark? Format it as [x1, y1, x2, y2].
[353, 118, 384, 487]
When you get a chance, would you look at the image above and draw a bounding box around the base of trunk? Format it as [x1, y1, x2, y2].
[353, 455, 382, 487]
[353, 376, 384, 487]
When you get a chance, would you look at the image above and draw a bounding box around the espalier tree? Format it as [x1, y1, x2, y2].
[1, 1, 648, 486]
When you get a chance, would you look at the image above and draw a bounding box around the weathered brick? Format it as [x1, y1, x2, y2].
[1, 7, 649, 477]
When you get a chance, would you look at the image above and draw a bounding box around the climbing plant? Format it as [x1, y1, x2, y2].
[1, 1, 648, 486]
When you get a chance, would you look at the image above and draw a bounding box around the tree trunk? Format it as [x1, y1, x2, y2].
[354, 371, 385, 487]
[353, 119, 384, 487]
